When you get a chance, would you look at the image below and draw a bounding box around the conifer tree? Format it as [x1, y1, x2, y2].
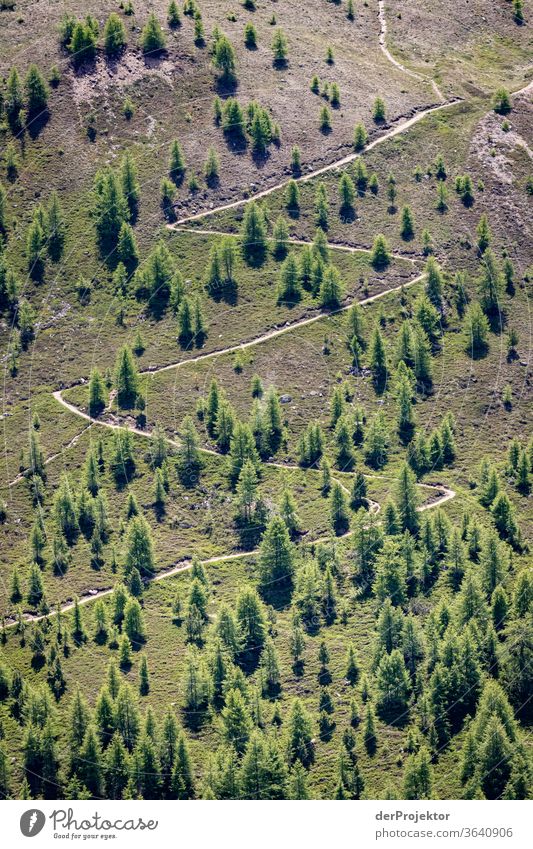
[169, 139, 186, 184]
[240, 201, 267, 262]
[54, 473, 79, 543]
[464, 301, 490, 356]
[171, 732, 195, 799]
[229, 421, 260, 481]
[104, 13, 127, 56]
[141, 12, 166, 54]
[394, 462, 419, 533]
[478, 248, 503, 314]
[369, 325, 388, 390]
[93, 169, 129, 249]
[47, 191, 65, 260]
[364, 704, 377, 754]
[403, 746, 433, 799]
[5, 67, 23, 127]
[259, 515, 295, 588]
[24, 64, 49, 116]
[271, 28, 288, 64]
[236, 586, 267, 652]
[400, 205, 415, 240]
[286, 698, 314, 767]
[88, 368, 106, 417]
[213, 35, 237, 82]
[125, 515, 155, 578]
[330, 481, 350, 535]
[277, 253, 301, 303]
[319, 265, 344, 308]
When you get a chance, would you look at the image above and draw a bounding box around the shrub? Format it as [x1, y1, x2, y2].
[493, 88, 511, 114]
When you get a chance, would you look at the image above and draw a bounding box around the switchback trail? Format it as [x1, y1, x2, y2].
[168, 100, 458, 230]
[167, 227, 421, 264]
[15, 261, 454, 626]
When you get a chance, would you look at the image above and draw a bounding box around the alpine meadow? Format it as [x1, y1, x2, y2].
[0, 0, 532, 806]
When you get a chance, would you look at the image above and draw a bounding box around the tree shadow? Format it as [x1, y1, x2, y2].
[260, 581, 292, 613]
[215, 75, 238, 96]
[210, 280, 238, 306]
[142, 50, 168, 68]
[340, 204, 356, 223]
[242, 245, 267, 268]
[26, 110, 50, 141]
[251, 147, 272, 168]
[377, 704, 410, 728]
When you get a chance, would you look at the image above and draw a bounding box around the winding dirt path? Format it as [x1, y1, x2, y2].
[168, 227, 421, 264]
[377, 0, 445, 104]
[7, 481, 455, 627]
[169, 102, 458, 230]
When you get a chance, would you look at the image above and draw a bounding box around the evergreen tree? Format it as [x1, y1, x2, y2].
[403, 746, 433, 799]
[117, 222, 139, 270]
[5, 67, 23, 127]
[394, 462, 419, 533]
[335, 415, 355, 470]
[47, 191, 65, 260]
[271, 28, 288, 64]
[319, 265, 344, 308]
[169, 138, 186, 185]
[222, 97, 245, 141]
[124, 598, 146, 644]
[425, 256, 443, 310]
[88, 368, 106, 417]
[24, 64, 49, 116]
[277, 253, 301, 303]
[350, 469, 367, 510]
[364, 704, 377, 754]
[105, 732, 130, 799]
[373, 96, 386, 121]
[259, 515, 295, 588]
[478, 716, 512, 799]
[464, 302, 490, 356]
[121, 151, 140, 218]
[330, 481, 350, 535]
[229, 421, 260, 481]
[177, 415, 201, 481]
[171, 732, 195, 799]
[125, 515, 155, 578]
[476, 213, 491, 254]
[104, 13, 127, 56]
[376, 649, 410, 715]
[240, 201, 267, 262]
[236, 586, 267, 652]
[286, 698, 314, 767]
[93, 169, 129, 249]
[345, 643, 360, 685]
[369, 325, 388, 389]
[213, 35, 237, 82]
[400, 205, 415, 240]
[54, 473, 79, 543]
[114, 683, 141, 751]
[364, 411, 389, 469]
[478, 249, 503, 314]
